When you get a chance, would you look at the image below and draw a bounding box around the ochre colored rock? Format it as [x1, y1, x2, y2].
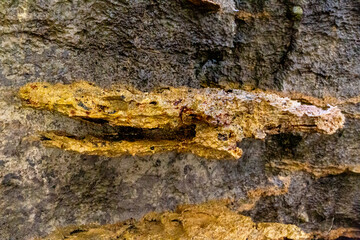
[1, 1, 360, 239]
[41, 201, 311, 240]
[41, 200, 360, 240]
[19, 81, 345, 160]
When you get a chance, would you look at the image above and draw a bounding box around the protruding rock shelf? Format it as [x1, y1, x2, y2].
[19, 81, 345, 160]
[41, 200, 359, 240]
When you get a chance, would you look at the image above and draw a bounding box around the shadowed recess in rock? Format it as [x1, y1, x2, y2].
[19, 81, 345, 160]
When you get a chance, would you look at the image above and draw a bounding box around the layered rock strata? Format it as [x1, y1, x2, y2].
[19, 81, 344, 160]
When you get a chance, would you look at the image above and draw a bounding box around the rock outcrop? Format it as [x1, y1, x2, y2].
[0, 0, 359, 239]
[19, 81, 344, 160]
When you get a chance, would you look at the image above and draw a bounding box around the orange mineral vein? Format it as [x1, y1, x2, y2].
[19, 81, 345, 160]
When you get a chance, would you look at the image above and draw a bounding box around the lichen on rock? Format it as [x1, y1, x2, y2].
[19, 81, 345, 160]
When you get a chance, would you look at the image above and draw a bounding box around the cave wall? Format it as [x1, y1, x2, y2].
[0, 0, 359, 239]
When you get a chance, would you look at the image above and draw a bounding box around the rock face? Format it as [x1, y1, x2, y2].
[0, 0, 359, 239]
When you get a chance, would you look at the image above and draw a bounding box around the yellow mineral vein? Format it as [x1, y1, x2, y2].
[40, 201, 312, 240]
[19, 81, 345, 160]
[38, 131, 238, 160]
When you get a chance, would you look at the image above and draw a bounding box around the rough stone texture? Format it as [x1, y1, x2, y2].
[0, 0, 360, 239]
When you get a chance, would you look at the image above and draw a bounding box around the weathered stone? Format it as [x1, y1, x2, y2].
[0, 0, 360, 239]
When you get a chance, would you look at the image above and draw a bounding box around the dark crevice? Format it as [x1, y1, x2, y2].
[80, 117, 110, 124]
[39, 135, 51, 141]
[273, 30, 296, 90]
[273, 2, 302, 90]
[101, 125, 197, 142]
[41, 124, 197, 143]
[194, 49, 227, 87]
[266, 133, 303, 158]
[69, 229, 87, 235]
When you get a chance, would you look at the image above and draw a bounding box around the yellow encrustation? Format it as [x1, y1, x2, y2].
[19, 81, 345, 160]
[41, 200, 312, 240]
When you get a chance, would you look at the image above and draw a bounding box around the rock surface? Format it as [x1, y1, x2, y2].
[0, 0, 359, 239]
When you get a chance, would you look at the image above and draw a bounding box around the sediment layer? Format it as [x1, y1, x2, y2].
[19, 81, 345, 159]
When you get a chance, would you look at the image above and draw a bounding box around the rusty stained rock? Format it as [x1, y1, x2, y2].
[19, 81, 345, 160]
[40, 200, 312, 240]
[40, 200, 360, 240]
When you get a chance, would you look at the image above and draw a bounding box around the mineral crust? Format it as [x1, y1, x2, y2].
[19, 81, 345, 160]
[41, 201, 312, 240]
[41, 200, 360, 240]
